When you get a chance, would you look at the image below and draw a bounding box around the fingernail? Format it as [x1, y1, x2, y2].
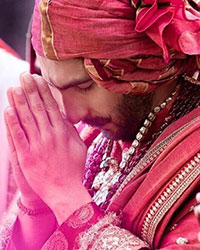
[22, 73, 33, 84]
[14, 87, 23, 95]
[6, 107, 15, 116]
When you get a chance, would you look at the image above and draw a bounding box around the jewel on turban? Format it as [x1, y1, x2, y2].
[32, 0, 200, 94]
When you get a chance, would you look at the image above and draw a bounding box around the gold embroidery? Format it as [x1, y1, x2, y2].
[85, 65, 103, 80]
[110, 116, 200, 205]
[129, 82, 149, 94]
[78, 213, 149, 249]
[78, 213, 120, 249]
[92, 226, 149, 250]
[141, 152, 200, 244]
[39, 0, 59, 60]
[100, 59, 111, 67]
[67, 203, 94, 229]
[41, 230, 69, 250]
[99, 60, 124, 79]
[0, 211, 17, 249]
[0, 218, 16, 249]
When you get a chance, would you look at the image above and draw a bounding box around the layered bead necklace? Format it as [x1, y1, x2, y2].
[91, 88, 178, 206]
[83, 78, 200, 210]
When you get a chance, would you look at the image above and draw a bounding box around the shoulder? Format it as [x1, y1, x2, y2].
[152, 107, 200, 147]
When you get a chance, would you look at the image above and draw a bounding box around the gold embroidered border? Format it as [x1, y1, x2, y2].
[39, 0, 59, 60]
[110, 116, 200, 205]
[78, 212, 120, 249]
[78, 212, 149, 250]
[141, 152, 200, 245]
[84, 65, 103, 80]
[91, 225, 149, 250]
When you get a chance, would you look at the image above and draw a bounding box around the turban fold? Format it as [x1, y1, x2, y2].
[32, 0, 200, 94]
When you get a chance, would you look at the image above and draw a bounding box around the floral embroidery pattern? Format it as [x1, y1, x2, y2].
[78, 213, 149, 250]
[59, 202, 104, 250]
[0, 212, 17, 250]
[41, 231, 69, 250]
[67, 203, 94, 229]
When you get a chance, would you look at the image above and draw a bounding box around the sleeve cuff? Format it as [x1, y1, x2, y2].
[59, 202, 104, 249]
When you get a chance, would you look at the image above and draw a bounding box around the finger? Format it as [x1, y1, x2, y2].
[7, 87, 15, 107]
[33, 75, 65, 128]
[4, 115, 25, 182]
[4, 107, 29, 154]
[20, 73, 51, 132]
[11, 87, 40, 143]
[5, 114, 16, 155]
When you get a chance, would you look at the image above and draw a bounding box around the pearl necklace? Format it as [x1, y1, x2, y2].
[92, 88, 178, 205]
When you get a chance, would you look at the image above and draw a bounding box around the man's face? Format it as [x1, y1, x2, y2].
[37, 55, 153, 141]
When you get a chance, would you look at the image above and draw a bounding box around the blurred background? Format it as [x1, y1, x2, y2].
[0, 0, 34, 59]
[0, 1, 33, 220]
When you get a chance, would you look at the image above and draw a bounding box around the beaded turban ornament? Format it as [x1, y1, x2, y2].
[32, 0, 200, 94]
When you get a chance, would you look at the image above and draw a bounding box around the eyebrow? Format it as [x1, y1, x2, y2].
[47, 76, 92, 90]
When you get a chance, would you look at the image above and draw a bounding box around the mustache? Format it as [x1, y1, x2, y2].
[83, 116, 111, 127]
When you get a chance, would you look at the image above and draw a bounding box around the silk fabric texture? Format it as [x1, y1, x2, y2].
[32, 0, 200, 94]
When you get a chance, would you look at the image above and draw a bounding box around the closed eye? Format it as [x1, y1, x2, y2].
[75, 81, 94, 92]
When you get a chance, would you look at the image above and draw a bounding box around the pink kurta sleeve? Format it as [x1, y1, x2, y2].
[0, 214, 17, 250]
[41, 202, 150, 250]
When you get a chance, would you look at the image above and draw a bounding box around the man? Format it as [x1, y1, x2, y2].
[1, 0, 200, 249]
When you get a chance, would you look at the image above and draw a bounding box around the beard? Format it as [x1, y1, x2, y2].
[84, 93, 154, 141]
[105, 93, 154, 141]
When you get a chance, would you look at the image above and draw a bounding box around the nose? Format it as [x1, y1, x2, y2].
[61, 94, 89, 124]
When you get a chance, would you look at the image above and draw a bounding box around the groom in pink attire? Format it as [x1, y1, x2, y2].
[1, 0, 200, 249]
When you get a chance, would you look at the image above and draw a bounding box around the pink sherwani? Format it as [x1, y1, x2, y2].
[1, 106, 200, 250]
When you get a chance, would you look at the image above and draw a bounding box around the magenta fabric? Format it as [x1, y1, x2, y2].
[110, 107, 200, 248]
[32, 0, 200, 60]
[32, 0, 200, 94]
[59, 202, 104, 249]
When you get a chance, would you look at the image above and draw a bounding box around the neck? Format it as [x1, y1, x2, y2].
[152, 79, 178, 110]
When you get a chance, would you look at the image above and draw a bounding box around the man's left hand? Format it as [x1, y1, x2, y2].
[4, 73, 92, 224]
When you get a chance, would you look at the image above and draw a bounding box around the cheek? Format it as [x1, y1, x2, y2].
[92, 91, 121, 115]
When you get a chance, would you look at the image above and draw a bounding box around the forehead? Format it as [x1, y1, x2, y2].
[36, 54, 91, 87]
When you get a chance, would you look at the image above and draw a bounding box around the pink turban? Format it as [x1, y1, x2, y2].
[32, 0, 200, 94]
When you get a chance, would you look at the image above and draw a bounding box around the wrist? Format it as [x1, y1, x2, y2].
[49, 185, 92, 225]
[18, 197, 53, 216]
[20, 195, 49, 210]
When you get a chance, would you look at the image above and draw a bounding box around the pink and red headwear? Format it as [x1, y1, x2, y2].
[32, 0, 200, 94]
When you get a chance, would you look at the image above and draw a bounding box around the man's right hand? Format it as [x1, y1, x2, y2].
[5, 79, 49, 210]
